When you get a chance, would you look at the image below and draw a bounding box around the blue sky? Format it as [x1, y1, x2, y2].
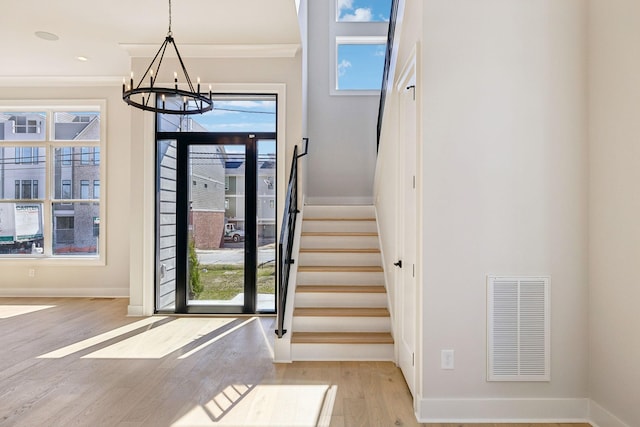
[337, 43, 386, 90]
[192, 99, 276, 133]
[337, 0, 391, 22]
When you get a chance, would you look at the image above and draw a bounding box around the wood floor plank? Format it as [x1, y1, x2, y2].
[292, 332, 394, 344]
[0, 298, 593, 427]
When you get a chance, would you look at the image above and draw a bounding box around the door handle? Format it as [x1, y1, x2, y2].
[394, 260, 403, 268]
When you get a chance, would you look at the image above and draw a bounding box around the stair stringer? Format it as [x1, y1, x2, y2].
[273, 201, 305, 363]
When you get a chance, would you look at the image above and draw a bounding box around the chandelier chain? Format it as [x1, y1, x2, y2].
[168, 0, 172, 36]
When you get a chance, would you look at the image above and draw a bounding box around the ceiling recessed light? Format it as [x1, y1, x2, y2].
[76, 56, 89, 62]
[35, 31, 59, 41]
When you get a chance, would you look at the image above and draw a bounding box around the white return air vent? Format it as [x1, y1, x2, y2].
[487, 276, 550, 382]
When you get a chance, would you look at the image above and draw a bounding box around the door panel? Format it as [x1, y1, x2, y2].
[187, 144, 246, 310]
[398, 72, 417, 396]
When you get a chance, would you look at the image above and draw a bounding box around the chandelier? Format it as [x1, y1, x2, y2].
[122, 0, 213, 115]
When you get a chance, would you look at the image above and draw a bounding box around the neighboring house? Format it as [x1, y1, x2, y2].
[0, 112, 99, 254]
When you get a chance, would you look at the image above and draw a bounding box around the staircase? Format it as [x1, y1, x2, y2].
[290, 205, 394, 361]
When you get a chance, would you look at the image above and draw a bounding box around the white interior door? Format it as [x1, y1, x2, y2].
[397, 70, 417, 397]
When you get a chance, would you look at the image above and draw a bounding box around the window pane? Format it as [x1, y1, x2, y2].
[157, 95, 276, 133]
[337, 43, 386, 90]
[337, 0, 391, 22]
[53, 147, 100, 200]
[53, 112, 100, 141]
[93, 180, 100, 198]
[0, 147, 46, 200]
[80, 180, 90, 199]
[0, 112, 46, 141]
[0, 202, 44, 255]
[52, 202, 99, 255]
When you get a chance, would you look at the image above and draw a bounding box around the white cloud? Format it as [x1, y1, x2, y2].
[338, 59, 352, 77]
[340, 7, 372, 22]
[337, 0, 353, 15]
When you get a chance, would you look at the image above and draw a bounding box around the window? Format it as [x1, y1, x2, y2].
[61, 180, 72, 199]
[55, 216, 74, 244]
[0, 105, 104, 258]
[93, 180, 100, 198]
[336, 38, 386, 91]
[14, 180, 39, 199]
[14, 116, 40, 134]
[80, 180, 90, 199]
[61, 147, 72, 165]
[331, 2, 389, 95]
[80, 147, 90, 164]
[336, 0, 392, 22]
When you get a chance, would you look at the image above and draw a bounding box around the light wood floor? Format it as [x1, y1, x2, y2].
[0, 297, 592, 427]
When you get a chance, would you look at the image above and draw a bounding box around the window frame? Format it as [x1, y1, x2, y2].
[0, 100, 106, 264]
[330, 1, 389, 96]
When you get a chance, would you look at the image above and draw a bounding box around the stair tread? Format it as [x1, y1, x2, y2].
[294, 307, 390, 317]
[291, 332, 394, 344]
[300, 248, 380, 253]
[301, 231, 378, 237]
[304, 218, 376, 221]
[297, 285, 386, 293]
[297, 265, 383, 273]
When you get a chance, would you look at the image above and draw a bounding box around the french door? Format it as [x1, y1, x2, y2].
[156, 133, 276, 314]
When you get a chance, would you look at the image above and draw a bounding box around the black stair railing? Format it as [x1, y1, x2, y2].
[376, 0, 400, 150]
[276, 138, 308, 338]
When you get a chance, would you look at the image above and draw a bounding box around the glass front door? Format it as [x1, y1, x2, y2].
[156, 135, 276, 314]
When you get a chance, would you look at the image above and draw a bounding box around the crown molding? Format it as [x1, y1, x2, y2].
[119, 43, 300, 58]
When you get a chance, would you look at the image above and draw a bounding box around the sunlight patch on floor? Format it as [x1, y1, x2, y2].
[172, 384, 334, 427]
[0, 305, 55, 319]
[178, 317, 256, 359]
[38, 316, 167, 358]
[82, 317, 236, 359]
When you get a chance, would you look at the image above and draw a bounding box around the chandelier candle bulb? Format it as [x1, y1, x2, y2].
[197, 77, 200, 93]
[150, 69, 154, 86]
[174, 71, 178, 89]
[162, 94, 166, 109]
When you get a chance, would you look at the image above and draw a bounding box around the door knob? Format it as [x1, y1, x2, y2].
[394, 260, 403, 268]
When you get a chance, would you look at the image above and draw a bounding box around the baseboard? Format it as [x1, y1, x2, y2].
[127, 304, 146, 316]
[417, 397, 590, 423]
[589, 399, 631, 427]
[305, 196, 374, 205]
[0, 288, 129, 298]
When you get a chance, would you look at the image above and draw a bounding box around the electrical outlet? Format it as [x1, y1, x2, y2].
[441, 349, 454, 370]
[28, 268, 35, 278]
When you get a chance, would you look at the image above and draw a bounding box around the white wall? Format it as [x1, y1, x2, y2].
[588, 1, 640, 426]
[306, 0, 379, 204]
[0, 85, 131, 296]
[378, 0, 590, 421]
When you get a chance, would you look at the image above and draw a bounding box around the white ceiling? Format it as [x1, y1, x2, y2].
[0, 0, 300, 79]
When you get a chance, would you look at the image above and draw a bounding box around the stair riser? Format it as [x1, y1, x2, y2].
[302, 221, 377, 233]
[295, 293, 387, 308]
[304, 205, 375, 219]
[301, 235, 380, 249]
[293, 316, 391, 332]
[298, 252, 382, 267]
[291, 343, 394, 361]
[297, 271, 384, 285]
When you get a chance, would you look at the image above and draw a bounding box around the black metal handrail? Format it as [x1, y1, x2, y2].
[376, 0, 400, 150]
[276, 138, 308, 338]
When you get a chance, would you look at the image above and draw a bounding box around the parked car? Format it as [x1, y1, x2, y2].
[224, 223, 245, 242]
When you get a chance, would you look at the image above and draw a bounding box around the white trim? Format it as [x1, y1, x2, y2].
[305, 196, 373, 205]
[127, 304, 146, 317]
[589, 399, 632, 427]
[416, 397, 590, 423]
[119, 43, 300, 58]
[0, 76, 121, 87]
[0, 288, 128, 298]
